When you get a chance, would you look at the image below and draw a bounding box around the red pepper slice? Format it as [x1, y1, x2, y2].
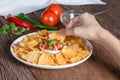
[7, 14, 36, 29]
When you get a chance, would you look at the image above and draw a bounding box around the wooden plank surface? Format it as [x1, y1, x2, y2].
[0, 0, 120, 80]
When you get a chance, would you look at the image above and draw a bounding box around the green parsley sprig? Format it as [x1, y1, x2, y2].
[0, 23, 30, 36]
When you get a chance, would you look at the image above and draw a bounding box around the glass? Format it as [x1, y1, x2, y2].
[60, 10, 79, 26]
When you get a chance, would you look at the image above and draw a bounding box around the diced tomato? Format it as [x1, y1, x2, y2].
[45, 37, 49, 42]
[53, 45, 58, 50]
[45, 39, 49, 42]
[43, 45, 49, 49]
[40, 43, 44, 47]
[41, 44, 48, 49]
[57, 47, 62, 50]
[57, 44, 63, 50]
[57, 40, 61, 43]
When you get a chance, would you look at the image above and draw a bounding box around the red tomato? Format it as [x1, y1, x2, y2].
[41, 10, 58, 26]
[46, 4, 63, 19]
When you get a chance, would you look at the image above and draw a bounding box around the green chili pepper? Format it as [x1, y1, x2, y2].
[17, 13, 57, 30]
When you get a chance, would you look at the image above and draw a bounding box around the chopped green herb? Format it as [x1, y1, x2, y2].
[47, 40, 57, 46]
[0, 22, 30, 36]
[20, 28, 26, 32]
[26, 28, 30, 31]
[12, 31, 23, 36]
[2, 25, 10, 30]
[10, 23, 18, 31]
[0, 30, 8, 35]
[0, 25, 10, 35]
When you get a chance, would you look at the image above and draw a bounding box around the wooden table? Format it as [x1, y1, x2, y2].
[0, 0, 120, 80]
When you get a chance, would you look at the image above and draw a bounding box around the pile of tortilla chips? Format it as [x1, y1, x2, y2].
[13, 30, 89, 66]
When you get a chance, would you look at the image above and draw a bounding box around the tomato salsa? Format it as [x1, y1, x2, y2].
[40, 39, 64, 51]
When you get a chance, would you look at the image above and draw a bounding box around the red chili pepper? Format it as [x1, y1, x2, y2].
[7, 14, 36, 29]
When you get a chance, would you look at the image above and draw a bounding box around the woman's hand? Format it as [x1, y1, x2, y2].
[60, 12, 105, 41]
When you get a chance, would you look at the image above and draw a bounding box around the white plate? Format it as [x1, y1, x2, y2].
[10, 32, 93, 69]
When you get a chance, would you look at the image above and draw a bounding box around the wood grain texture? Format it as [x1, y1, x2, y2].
[0, 0, 120, 80]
